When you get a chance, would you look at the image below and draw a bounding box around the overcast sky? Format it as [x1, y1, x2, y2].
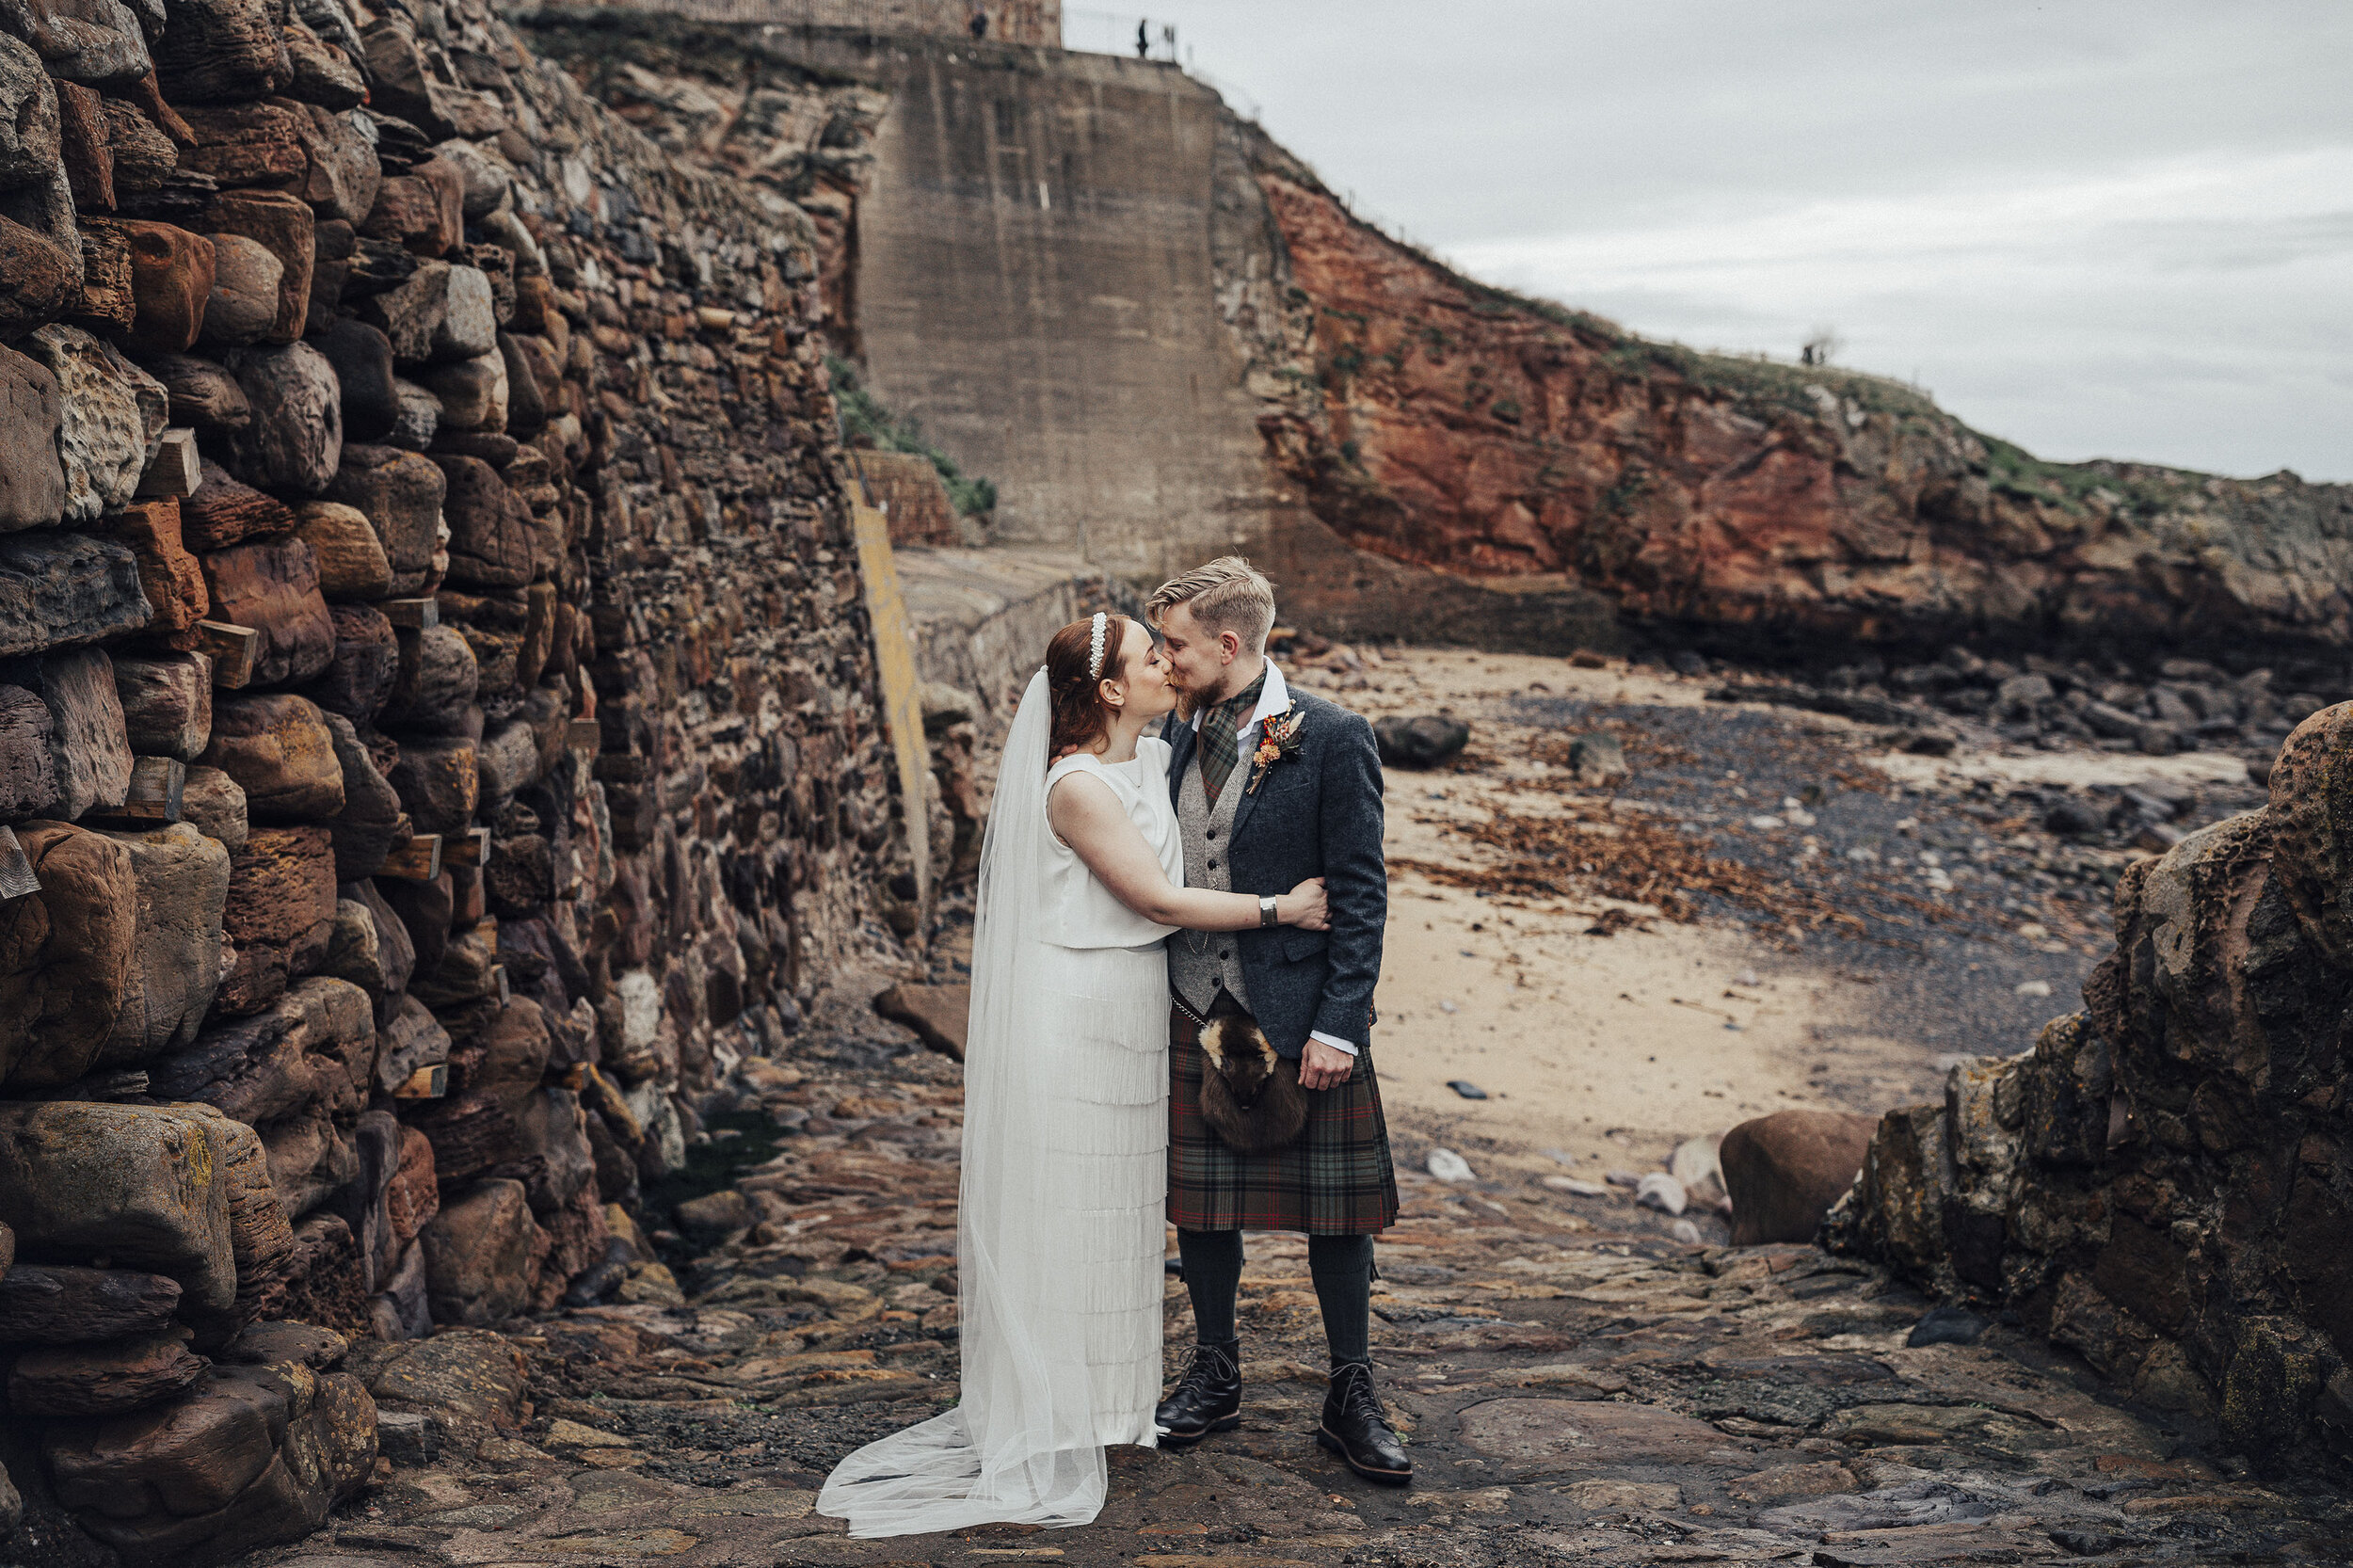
[1064, 1, 2353, 483]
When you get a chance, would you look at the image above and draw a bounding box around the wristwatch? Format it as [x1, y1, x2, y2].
[1258, 895, 1279, 928]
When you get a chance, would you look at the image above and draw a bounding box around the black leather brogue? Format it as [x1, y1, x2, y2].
[1317, 1360, 1411, 1484]
[1155, 1339, 1241, 1448]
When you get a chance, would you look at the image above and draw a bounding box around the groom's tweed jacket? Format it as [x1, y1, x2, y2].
[1162, 684, 1385, 1059]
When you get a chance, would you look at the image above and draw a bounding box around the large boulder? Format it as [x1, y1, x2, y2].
[0, 1102, 237, 1313]
[225, 340, 340, 495]
[22, 324, 164, 525]
[148, 352, 250, 438]
[384, 733, 475, 835]
[200, 539, 333, 688]
[150, 975, 372, 1128]
[1720, 1109, 1881, 1247]
[432, 453, 531, 588]
[379, 621, 475, 730]
[0, 532, 151, 654]
[292, 500, 391, 599]
[0, 678, 56, 815]
[199, 190, 313, 342]
[8, 1334, 208, 1416]
[92, 823, 232, 1066]
[198, 232, 280, 348]
[323, 443, 441, 594]
[0, 820, 134, 1087]
[120, 221, 218, 356]
[180, 763, 248, 852]
[0, 341, 65, 529]
[303, 601, 397, 722]
[418, 1177, 541, 1327]
[7, 645, 131, 820]
[308, 316, 396, 442]
[0, 1263, 181, 1342]
[180, 461, 295, 551]
[0, 0, 152, 87]
[104, 498, 211, 649]
[113, 652, 215, 762]
[197, 693, 344, 822]
[372, 993, 445, 1095]
[216, 824, 336, 1015]
[319, 711, 401, 878]
[41, 1354, 376, 1564]
[149, 0, 292, 104]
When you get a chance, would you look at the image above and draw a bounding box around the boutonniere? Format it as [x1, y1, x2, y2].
[1246, 703, 1307, 794]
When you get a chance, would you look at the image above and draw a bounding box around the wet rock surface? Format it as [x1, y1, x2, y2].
[296, 990, 2353, 1566]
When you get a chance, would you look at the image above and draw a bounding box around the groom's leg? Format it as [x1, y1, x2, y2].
[1309, 1232, 1411, 1485]
[1305, 1232, 1372, 1365]
[1157, 1228, 1244, 1447]
[1177, 1228, 1243, 1343]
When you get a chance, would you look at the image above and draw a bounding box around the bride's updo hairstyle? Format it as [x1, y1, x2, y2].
[1045, 613, 1132, 758]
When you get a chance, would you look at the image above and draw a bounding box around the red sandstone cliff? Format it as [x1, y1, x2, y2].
[1225, 127, 2353, 666]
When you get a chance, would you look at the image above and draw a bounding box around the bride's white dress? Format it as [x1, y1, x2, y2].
[817, 671, 1180, 1537]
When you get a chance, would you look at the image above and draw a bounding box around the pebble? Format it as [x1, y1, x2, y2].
[1635, 1172, 1688, 1215]
[2015, 979, 2054, 998]
[1448, 1080, 1489, 1099]
[1542, 1176, 1609, 1197]
[1426, 1147, 1476, 1182]
[1671, 1218, 1703, 1244]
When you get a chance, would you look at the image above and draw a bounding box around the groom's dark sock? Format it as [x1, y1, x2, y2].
[1176, 1228, 1244, 1345]
[1306, 1233, 1374, 1366]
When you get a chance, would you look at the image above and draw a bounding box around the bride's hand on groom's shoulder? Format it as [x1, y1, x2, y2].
[1282, 877, 1330, 931]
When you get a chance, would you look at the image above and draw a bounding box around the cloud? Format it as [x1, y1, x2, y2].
[1112, 0, 2353, 480]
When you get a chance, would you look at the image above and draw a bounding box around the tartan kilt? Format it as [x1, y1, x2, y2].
[1167, 1003, 1399, 1235]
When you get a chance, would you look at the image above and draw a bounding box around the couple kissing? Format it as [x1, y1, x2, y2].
[820, 558, 1406, 1536]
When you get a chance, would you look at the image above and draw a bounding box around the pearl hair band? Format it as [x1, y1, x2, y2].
[1087, 611, 1108, 678]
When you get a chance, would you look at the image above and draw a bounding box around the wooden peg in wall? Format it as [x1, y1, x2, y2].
[135, 430, 200, 498]
[377, 834, 443, 881]
[196, 621, 259, 688]
[0, 827, 36, 901]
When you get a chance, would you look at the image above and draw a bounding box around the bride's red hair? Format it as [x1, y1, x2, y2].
[1045, 615, 1130, 759]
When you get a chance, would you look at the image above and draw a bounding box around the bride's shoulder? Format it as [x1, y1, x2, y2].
[1138, 735, 1175, 771]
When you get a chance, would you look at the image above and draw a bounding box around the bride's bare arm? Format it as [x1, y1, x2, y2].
[1048, 773, 1327, 931]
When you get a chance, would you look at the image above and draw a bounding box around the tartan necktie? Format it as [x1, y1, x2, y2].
[1196, 670, 1266, 806]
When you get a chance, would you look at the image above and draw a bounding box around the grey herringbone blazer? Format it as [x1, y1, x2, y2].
[1163, 687, 1385, 1058]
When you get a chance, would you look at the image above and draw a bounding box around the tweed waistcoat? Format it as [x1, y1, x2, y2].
[1169, 747, 1251, 1016]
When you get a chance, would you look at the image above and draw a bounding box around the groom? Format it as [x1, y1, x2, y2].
[1144, 558, 1409, 1485]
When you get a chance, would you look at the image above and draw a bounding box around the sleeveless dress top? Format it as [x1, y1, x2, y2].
[1042, 738, 1184, 951]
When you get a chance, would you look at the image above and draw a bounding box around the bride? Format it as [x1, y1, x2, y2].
[818, 611, 1329, 1538]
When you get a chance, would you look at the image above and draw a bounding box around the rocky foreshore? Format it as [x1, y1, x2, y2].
[276, 983, 2353, 1568]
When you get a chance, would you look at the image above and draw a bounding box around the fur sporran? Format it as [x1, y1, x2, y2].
[1194, 993, 1309, 1155]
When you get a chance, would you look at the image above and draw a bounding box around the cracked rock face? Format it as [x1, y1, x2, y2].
[1834, 698, 2353, 1460]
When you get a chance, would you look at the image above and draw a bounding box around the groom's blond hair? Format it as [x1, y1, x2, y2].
[1147, 556, 1276, 648]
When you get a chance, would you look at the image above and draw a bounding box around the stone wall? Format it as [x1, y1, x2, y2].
[1830, 702, 2353, 1468]
[520, 0, 1058, 45]
[0, 0, 905, 1558]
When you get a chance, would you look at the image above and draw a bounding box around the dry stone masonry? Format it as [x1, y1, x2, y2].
[0, 0, 910, 1559]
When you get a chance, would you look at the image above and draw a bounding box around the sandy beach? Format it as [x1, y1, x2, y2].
[1275, 645, 2261, 1212]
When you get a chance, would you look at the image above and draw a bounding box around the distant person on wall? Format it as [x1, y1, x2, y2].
[1147, 558, 1410, 1486]
[1137, 18, 1149, 56]
[968, 8, 986, 38]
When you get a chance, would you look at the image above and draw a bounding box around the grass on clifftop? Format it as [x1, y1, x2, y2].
[826, 355, 998, 517]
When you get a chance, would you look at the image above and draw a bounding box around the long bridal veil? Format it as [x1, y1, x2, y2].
[818, 669, 1122, 1537]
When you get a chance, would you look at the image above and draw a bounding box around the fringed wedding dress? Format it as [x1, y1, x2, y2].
[818, 670, 1179, 1537]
